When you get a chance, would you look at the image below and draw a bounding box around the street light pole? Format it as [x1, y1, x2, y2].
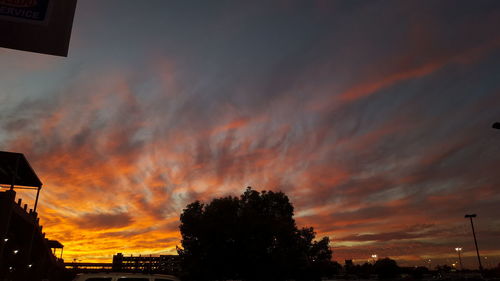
[465, 214, 483, 272]
[455, 247, 463, 270]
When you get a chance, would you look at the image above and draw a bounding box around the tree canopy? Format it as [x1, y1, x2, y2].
[178, 187, 335, 281]
[374, 258, 400, 279]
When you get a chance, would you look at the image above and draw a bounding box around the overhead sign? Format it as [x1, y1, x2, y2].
[0, 0, 77, 57]
[0, 0, 51, 23]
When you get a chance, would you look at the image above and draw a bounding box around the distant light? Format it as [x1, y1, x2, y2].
[28, 264, 33, 268]
[8, 267, 13, 271]
[371, 254, 378, 258]
[3, 238, 8, 242]
[455, 247, 462, 251]
[13, 249, 19, 254]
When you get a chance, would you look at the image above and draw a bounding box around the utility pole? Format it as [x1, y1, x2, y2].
[465, 214, 483, 272]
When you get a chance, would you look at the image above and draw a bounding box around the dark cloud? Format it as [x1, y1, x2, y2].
[98, 227, 155, 239]
[76, 212, 134, 230]
[339, 224, 455, 242]
[0, 0, 499, 264]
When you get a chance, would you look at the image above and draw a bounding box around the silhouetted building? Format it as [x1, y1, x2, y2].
[112, 253, 180, 274]
[0, 151, 65, 281]
[65, 262, 113, 273]
[64, 253, 181, 274]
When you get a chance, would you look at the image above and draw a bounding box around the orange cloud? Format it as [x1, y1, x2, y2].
[2, 5, 500, 266]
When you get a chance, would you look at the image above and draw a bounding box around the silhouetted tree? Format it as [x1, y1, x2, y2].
[410, 266, 429, 279]
[178, 187, 333, 281]
[374, 258, 400, 279]
[343, 262, 374, 278]
[359, 262, 374, 278]
[436, 264, 452, 273]
[295, 227, 337, 280]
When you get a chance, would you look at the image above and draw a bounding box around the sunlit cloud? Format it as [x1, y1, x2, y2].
[0, 0, 499, 267]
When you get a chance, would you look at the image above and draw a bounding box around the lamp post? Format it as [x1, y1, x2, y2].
[455, 247, 463, 270]
[371, 254, 377, 264]
[465, 214, 483, 271]
[484, 257, 489, 269]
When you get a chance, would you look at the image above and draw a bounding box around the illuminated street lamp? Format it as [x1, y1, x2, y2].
[465, 214, 483, 271]
[371, 254, 378, 263]
[484, 257, 489, 268]
[426, 259, 432, 270]
[455, 247, 463, 270]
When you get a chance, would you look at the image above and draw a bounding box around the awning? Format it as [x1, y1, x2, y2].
[0, 151, 42, 187]
[46, 239, 64, 249]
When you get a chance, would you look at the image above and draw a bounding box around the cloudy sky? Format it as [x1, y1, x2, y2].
[1, 0, 500, 267]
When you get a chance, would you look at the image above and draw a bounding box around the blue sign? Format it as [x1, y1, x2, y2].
[0, 0, 50, 22]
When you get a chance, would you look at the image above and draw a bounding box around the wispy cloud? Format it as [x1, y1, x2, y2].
[0, 0, 499, 266]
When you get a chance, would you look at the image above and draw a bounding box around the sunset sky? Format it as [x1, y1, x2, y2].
[1, 0, 500, 268]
